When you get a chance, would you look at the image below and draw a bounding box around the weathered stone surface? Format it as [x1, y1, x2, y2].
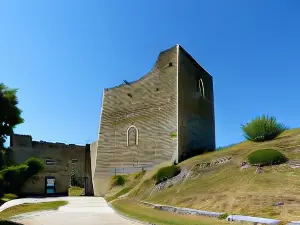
[9, 134, 92, 196]
[94, 45, 216, 196]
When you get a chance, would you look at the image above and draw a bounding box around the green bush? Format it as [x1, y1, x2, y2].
[241, 115, 288, 142]
[111, 175, 127, 187]
[0, 157, 44, 194]
[218, 213, 229, 220]
[247, 149, 288, 166]
[25, 157, 45, 174]
[154, 165, 181, 185]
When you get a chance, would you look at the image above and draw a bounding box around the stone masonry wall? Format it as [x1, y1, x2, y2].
[94, 46, 178, 196]
[178, 46, 215, 161]
[10, 134, 86, 196]
[90, 141, 98, 191]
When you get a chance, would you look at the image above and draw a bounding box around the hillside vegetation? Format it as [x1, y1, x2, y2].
[110, 128, 300, 222]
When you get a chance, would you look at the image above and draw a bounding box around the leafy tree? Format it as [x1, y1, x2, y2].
[0, 83, 24, 148]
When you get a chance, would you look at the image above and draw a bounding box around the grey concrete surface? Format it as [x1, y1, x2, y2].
[7, 197, 141, 225]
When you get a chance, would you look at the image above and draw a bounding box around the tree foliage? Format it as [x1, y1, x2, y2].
[241, 115, 288, 142]
[0, 157, 44, 194]
[0, 83, 24, 148]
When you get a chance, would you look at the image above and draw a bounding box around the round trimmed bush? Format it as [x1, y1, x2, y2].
[247, 149, 288, 166]
[154, 165, 181, 185]
[25, 157, 45, 174]
[241, 115, 288, 142]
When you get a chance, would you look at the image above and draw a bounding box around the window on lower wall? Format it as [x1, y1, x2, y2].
[45, 159, 56, 165]
[71, 159, 78, 164]
[127, 125, 139, 146]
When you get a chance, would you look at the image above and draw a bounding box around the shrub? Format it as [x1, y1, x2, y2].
[170, 132, 177, 138]
[111, 175, 127, 187]
[247, 149, 288, 166]
[0, 157, 44, 194]
[241, 115, 288, 142]
[1, 165, 28, 194]
[71, 174, 84, 188]
[218, 213, 229, 220]
[25, 157, 44, 174]
[154, 165, 181, 185]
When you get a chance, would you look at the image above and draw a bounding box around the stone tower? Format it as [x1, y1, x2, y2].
[93, 45, 215, 196]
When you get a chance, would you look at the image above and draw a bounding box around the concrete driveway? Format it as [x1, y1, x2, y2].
[4, 197, 141, 225]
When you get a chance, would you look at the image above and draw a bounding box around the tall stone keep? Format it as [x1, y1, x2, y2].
[93, 45, 215, 196]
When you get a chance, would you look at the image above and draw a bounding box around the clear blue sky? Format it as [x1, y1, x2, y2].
[1, 0, 300, 147]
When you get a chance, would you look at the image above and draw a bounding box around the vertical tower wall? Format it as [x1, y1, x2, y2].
[94, 46, 178, 196]
[178, 46, 215, 161]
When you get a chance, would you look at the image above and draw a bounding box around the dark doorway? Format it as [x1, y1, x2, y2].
[45, 176, 56, 196]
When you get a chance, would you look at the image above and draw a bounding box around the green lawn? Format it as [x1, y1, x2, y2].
[0, 194, 18, 207]
[111, 199, 251, 225]
[0, 201, 68, 220]
[105, 187, 132, 202]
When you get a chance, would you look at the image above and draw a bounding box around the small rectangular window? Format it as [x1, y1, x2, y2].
[45, 159, 56, 165]
[71, 159, 78, 163]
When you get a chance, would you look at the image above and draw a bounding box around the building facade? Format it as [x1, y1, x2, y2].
[93, 44, 216, 196]
[9, 134, 94, 196]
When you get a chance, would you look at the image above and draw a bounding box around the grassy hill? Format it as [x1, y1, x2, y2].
[109, 128, 300, 222]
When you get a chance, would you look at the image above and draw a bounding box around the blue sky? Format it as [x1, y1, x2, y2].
[1, 0, 300, 147]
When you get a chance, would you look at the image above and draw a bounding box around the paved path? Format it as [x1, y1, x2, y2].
[4, 197, 141, 225]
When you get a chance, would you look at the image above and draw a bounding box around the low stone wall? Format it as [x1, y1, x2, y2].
[149, 156, 233, 197]
[140, 201, 288, 225]
[149, 169, 189, 196]
[140, 201, 223, 218]
[227, 215, 280, 224]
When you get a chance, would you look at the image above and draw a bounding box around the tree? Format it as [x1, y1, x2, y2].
[0, 83, 24, 148]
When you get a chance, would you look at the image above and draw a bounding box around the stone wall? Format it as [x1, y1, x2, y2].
[84, 144, 94, 196]
[178, 46, 215, 161]
[90, 141, 98, 191]
[94, 44, 216, 196]
[10, 134, 86, 196]
[94, 46, 179, 196]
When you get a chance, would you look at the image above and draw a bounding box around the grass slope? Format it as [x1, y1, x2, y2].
[112, 199, 242, 225]
[0, 201, 68, 219]
[121, 128, 300, 222]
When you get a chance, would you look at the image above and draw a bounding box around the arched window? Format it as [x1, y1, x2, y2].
[198, 78, 205, 98]
[127, 125, 139, 146]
